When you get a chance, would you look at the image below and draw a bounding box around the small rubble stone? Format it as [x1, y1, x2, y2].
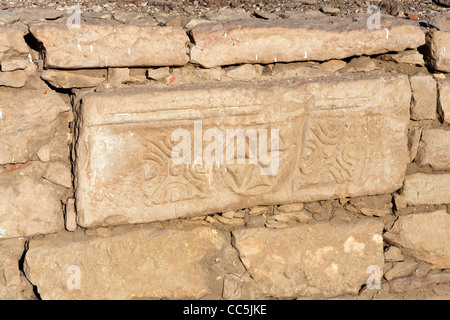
[389, 272, 450, 293]
[41, 70, 106, 89]
[385, 260, 418, 281]
[65, 199, 77, 232]
[0, 70, 27, 87]
[384, 246, 405, 262]
[401, 173, 450, 205]
[146, 67, 170, 80]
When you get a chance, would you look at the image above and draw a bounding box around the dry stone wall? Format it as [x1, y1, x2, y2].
[0, 8, 449, 300]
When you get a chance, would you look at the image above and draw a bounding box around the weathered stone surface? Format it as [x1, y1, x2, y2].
[0, 70, 27, 87]
[416, 128, 450, 170]
[65, 199, 77, 232]
[75, 73, 410, 228]
[401, 173, 450, 205]
[385, 210, 450, 269]
[384, 260, 418, 281]
[425, 30, 450, 72]
[0, 171, 65, 239]
[0, 78, 71, 164]
[389, 272, 450, 293]
[189, 15, 425, 68]
[146, 67, 170, 81]
[232, 219, 384, 298]
[107, 68, 130, 88]
[438, 80, 450, 124]
[410, 74, 437, 120]
[225, 64, 261, 81]
[382, 50, 425, 66]
[0, 238, 35, 300]
[384, 246, 405, 262]
[41, 69, 106, 89]
[43, 162, 72, 189]
[222, 274, 242, 300]
[0, 27, 29, 55]
[24, 226, 237, 299]
[29, 22, 189, 69]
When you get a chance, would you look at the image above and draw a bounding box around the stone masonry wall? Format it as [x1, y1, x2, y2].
[0, 7, 449, 300]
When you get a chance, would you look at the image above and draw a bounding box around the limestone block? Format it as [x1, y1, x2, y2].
[384, 210, 450, 269]
[75, 73, 410, 228]
[0, 78, 71, 165]
[425, 30, 450, 72]
[29, 22, 189, 69]
[416, 128, 450, 170]
[190, 15, 425, 68]
[401, 173, 450, 205]
[24, 226, 236, 300]
[232, 219, 384, 298]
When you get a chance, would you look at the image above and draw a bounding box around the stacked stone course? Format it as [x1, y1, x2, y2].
[0, 8, 449, 300]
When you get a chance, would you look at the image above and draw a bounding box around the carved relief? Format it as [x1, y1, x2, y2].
[297, 118, 364, 185]
[142, 135, 208, 206]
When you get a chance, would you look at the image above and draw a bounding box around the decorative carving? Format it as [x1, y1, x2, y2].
[297, 118, 364, 185]
[142, 135, 208, 206]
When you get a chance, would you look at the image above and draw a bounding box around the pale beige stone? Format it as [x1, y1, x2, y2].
[416, 128, 450, 170]
[41, 69, 106, 89]
[1, 53, 29, 71]
[225, 64, 260, 81]
[384, 246, 405, 262]
[340, 56, 377, 73]
[0, 27, 29, 55]
[170, 65, 222, 84]
[385, 211, 450, 269]
[29, 22, 189, 69]
[65, 199, 77, 232]
[278, 203, 304, 213]
[74, 73, 410, 228]
[320, 60, 347, 72]
[0, 78, 70, 165]
[0, 237, 35, 300]
[0, 70, 27, 87]
[207, 8, 252, 22]
[438, 80, 450, 124]
[146, 67, 170, 80]
[190, 16, 425, 68]
[271, 62, 330, 79]
[43, 162, 72, 189]
[401, 173, 450, 205]
[385, 50, 425, 66]
[385, 260, 418, 281]
[425, 30, 450, 72]
[410, 74, 437, 120]
[232, 219, 384, 298]
[408, 126, 423, 162]
[107, 68, 130, 88]
[24, 226, 236, 299]
[0, 176, 64, 239]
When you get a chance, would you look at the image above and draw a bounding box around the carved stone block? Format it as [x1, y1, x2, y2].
[75, 73, 410, 228]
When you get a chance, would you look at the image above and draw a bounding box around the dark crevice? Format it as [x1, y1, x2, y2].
[18, 239, 42, 300]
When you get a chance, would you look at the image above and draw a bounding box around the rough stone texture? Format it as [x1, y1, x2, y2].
[75, 73, 410, 228]
[0, 70, 27, 87]
[425, 30, 450, 72]
[385, 210, 450, 269]
[401, 173, 450, 205]
[410, 74, 437, 120]
[0, 163, 66, 239]
[438, 80, 450, 124]
[416, 128, 450, 170]
[65, 199, 77, 232]
[389, 272, 450, 293]
[384, 246, 405, 262]
[0, 238, 35, 300]
[189, 15, 425, 68]
[41, 69, 106, 89]
[0, 27, 29, 57]
[0, 78, 71, 165]
[232, 219, 384, 298]
[29, 22, 189, 69]
[24, 226, 238, 300]
[384, 260, 418, 281]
